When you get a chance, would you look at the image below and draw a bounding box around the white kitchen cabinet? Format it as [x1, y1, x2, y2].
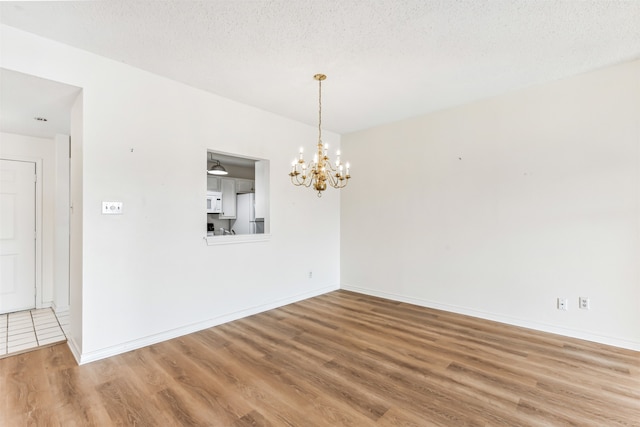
[219, 177, 236, 219]
[235, 178, 254, 193]
[207, 176, 220, 191]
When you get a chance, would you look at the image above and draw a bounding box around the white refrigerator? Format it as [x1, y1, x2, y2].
[231, 193, 264, 235]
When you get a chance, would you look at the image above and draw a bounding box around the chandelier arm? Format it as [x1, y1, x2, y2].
[327, 173, 345, 189]
[290, 169, 312, 187]
[324, 161, 338, 172]
[325, 171, 336, 185]
[291, 174, 314, 188]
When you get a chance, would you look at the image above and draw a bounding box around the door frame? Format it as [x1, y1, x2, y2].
[1, 155, 43, 310]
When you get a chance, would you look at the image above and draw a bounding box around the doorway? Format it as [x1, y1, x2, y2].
[1, 69, 79, 359]
[0, 159, 36, 313]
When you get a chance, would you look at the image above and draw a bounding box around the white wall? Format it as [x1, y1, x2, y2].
[0, 132, 65, 310]
[53, 134, 70, 312]
[1, 25, 341, 363]
[342, 59, 640, 351]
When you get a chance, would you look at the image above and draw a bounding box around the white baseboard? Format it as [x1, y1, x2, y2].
[77, 284, 339, 365]
[51, 302, 69, 315]
[66, 336, 82, 364]
[341, 284, 640, 352]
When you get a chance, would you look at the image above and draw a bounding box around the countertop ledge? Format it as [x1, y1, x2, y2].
[205, 234, 271, 246]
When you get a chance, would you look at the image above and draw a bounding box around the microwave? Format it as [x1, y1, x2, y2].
[206, 191, 222, 213]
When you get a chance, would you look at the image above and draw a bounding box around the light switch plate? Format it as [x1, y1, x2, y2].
[102, 201, 123, 215]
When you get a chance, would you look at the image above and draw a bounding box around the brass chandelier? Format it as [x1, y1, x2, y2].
[289, 74, 350, 197]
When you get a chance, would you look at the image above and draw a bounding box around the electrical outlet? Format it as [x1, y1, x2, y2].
[308, 271, 313, 279]
[102, 201, 123, 215]
[579, 297, 590, 310]
[557, 298, 568, 311]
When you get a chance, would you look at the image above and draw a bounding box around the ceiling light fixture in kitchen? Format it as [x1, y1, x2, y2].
[289, 74, 350, 197]
[207, 153, 228, 175]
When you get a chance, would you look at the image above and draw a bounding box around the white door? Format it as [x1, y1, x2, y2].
[0, 159, 36, 313]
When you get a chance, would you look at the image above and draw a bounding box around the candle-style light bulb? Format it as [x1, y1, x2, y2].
[299, 147, 304, 160]
[346, 162, 350, 175]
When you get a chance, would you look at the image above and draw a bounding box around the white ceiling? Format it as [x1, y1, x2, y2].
[1, 0, 640, 137]
[0, 69, 81, 139]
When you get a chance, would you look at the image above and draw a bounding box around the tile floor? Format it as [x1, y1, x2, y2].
[0, 308, 67, 358]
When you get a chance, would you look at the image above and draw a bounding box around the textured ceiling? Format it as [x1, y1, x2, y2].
[1, 0, 640, 135]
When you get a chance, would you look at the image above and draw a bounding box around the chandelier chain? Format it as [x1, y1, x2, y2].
[318, 77, 322, 143]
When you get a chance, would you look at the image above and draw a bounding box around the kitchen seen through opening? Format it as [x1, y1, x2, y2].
[206, 151, 269, 237]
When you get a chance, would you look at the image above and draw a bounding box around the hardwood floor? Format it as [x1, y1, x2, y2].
[1, 290, 638, 426]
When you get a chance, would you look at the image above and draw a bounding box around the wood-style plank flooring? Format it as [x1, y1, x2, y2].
[1, 290, 639, 426]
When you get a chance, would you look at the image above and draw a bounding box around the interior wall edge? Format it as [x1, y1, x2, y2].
[65, 336, 82, 365]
